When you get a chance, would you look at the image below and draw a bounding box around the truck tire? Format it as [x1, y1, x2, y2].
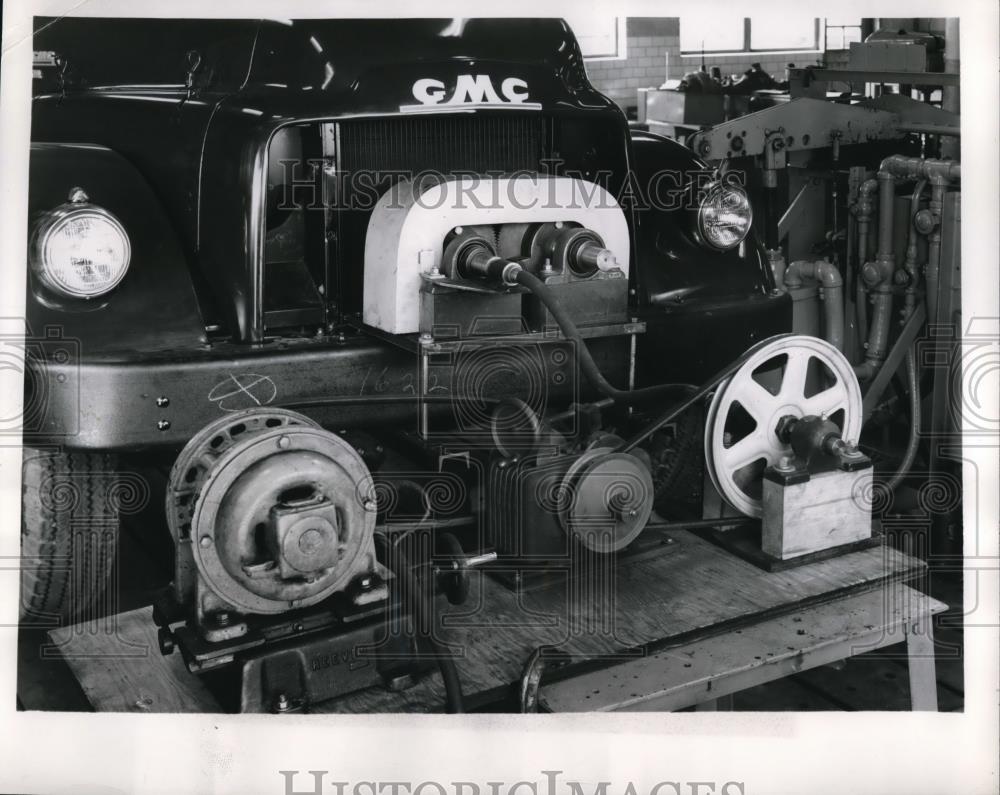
[20, 448, 120, 624]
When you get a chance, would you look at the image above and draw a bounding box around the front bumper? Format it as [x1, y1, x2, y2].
[23, 332, 620, 451]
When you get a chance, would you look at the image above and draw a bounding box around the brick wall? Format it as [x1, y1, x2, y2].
[584, 17, 826, 113]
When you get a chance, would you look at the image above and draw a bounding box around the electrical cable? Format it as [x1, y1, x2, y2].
[374, 534, 465, 713]
[512, 269, 696, 405]
[885, 348, 920, 492]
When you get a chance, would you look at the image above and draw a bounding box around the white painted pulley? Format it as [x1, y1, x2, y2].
[704, 336, 862, 518]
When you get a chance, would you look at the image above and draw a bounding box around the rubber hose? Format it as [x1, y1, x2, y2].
[513, 269, 695, 404]
[374, 534, 465, 713]
[886, 348, 919, 492]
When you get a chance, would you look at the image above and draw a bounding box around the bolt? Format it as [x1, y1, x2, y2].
[277, 435, 291, 449]
[68, 186, 89, 203]
[199, 535, 212, 548]
[298, 529, 323, 554]
[156, 396, 170, 407]
[776, 455, 796, 472]
[214, 611, 230, 627]
[157, 419, 171, 431]
[363, 498, 377, 511]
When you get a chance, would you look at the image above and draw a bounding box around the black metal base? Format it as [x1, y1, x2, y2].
[152, 589, 433, 712]
[693, 521, 883, 572]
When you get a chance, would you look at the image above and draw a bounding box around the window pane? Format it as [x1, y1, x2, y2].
[826, 27, 845, 50]
[680, 16, 744, 53]
[750, 17, 818, 50]
[844, 28, 863, 46]
[566, 13, 621, 58]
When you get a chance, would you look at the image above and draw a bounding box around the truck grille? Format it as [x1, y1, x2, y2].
[337, 114, 549, 182]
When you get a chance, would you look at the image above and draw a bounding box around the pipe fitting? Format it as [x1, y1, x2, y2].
[854, 285, 894, 381]
[879, 155, 961, 186]
[784, 259, 845, 352]
[914, 208, 937, 235]
[766, 248, 787, 290]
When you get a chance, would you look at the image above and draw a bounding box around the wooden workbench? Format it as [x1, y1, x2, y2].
[44, 528, 943, 713]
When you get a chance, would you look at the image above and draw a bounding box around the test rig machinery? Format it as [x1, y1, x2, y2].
[20, 17, 929, 713]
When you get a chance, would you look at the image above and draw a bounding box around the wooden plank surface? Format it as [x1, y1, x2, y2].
[321, 530, 925, 712]
[48, 530, 928, 714]
[537, 584, 946, 711]
[47, 608, 221, 713]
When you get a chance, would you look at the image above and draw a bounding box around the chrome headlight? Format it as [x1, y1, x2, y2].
[30, 188, 131, 299]
[694, 181, 753, 251]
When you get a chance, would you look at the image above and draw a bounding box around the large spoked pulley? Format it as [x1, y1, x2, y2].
[166, 408, 377, 614]
[704, 336, 862, 517]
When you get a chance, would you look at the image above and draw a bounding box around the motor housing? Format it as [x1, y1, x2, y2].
[166, 409, 380, 637]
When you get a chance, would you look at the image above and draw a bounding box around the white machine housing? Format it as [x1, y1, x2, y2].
[363, 175, 632, 335]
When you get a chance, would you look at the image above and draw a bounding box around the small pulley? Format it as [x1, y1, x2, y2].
[704, 335, 862, 517]
[558, 444, 654, 553]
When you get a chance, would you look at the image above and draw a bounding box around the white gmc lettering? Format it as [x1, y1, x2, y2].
[409, 74, 531, 106]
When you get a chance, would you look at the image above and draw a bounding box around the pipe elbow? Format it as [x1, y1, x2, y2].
[813, 260, 843, 289]
[784, 259, 842, 289]
[859, 178, 879, 197]
[929, 160, 961, 184]
[853, 362, 877, 382]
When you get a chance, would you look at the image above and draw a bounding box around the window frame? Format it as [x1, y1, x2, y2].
[823, 21, 864, 52]
[680, 18, 822, 57]
[575, 16, 628, 61]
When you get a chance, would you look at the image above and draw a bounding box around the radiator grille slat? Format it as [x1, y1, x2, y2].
[338, 114, 548, 187]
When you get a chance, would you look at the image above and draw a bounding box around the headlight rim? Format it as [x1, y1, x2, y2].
[693, 179, 753, 252]
[30, 199, 132, 300]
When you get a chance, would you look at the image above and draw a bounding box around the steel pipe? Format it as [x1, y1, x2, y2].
[902, 180, 927, 290]
[783, 259, 845, 353]
[854, 286, 894, 382]
[854, 157, 960, 381]
[924, 181, 947, 324]
[853, 178, 879, 344]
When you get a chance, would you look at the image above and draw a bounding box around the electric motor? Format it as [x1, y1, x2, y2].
[166, 408, 378, 619]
